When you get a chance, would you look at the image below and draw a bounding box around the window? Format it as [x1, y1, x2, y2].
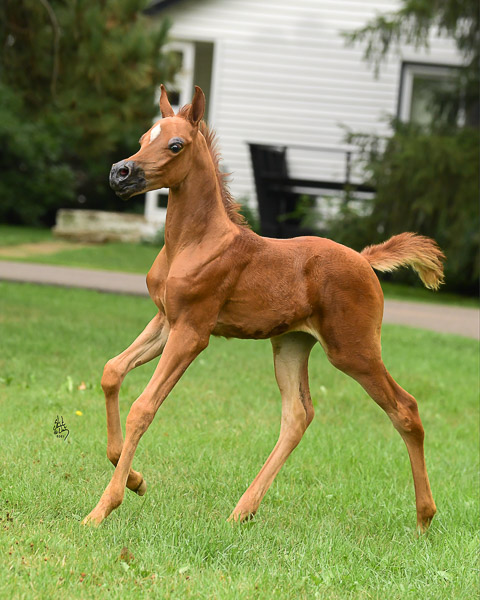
[161, 42, 196, 114]
[398, 62, 462, 127]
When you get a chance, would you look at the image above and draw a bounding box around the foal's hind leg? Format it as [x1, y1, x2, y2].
[101, 312, 168, 493]
[326, 344, 436, 532]
[229, 332, 316, 522]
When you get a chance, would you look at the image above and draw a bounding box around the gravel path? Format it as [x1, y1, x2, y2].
[0, 260, 478, 339]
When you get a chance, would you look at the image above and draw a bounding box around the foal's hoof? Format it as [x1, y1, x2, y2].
[416, 505, 436, 535]
[135, 478, 147, 496]
[81, 499, 118, 527]
[416, 516, 434, 535]
[81, 511, 104, 527]
[227, 507, 256, 524]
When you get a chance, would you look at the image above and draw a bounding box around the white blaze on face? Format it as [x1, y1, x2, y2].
[149, 123, 161, 144]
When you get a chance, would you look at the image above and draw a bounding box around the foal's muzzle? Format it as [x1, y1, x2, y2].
[109, 160, 146, 200]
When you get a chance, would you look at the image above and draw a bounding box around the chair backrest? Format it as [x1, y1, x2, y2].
[248, 143, 295, 237]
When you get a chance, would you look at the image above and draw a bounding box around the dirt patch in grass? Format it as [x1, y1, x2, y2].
[0, 241, 94, 258]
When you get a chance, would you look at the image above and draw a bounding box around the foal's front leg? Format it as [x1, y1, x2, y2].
[82, 323, 210, 526]
[101, 312, 168, 494]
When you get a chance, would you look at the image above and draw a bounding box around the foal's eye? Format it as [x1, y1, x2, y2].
[169, 143, 183, 154]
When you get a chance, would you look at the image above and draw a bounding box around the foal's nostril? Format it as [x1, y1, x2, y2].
[109, 160, 145, 198]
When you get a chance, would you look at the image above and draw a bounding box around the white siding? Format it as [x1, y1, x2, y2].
[156, 0, 462, 206]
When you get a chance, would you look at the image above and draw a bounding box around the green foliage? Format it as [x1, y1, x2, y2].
[343, 0, 479, 77]
[0, 0, 174, 225]
[344, 0, 479, 125]
[237, 198, 261, 233]
[336, 0, 479, 293]
[0, 83, 75, 225]
[142, 226, 166, 247]
[328, 121, 479, 292]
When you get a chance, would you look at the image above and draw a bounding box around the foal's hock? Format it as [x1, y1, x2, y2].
[83, 85, 444, 531]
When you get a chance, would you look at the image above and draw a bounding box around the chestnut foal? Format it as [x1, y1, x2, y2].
[83, 86, 444, 531]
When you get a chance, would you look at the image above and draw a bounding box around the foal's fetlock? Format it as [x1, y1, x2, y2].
[107, 448, 121, 467]
[126, 471, 147, 496]
[134, 478, 147, 496]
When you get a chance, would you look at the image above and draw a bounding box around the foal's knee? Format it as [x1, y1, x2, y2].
[101, 359, 123, 395]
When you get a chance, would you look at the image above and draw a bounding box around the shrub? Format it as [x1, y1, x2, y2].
[0, 84, 75, 225]
[327, 121, 479, 293]
[0, 0, 174, 225]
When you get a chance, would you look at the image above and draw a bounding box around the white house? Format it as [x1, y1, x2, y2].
[143, 0, 463, 228]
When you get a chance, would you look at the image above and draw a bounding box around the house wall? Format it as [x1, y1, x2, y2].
[154, 0, 462, 208]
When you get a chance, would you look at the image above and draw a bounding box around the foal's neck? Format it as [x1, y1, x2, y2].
[164, 134, 236, 259]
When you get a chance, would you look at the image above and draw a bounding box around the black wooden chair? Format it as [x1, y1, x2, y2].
[248, 143, 313, 238]
[248, 142, 374, 239]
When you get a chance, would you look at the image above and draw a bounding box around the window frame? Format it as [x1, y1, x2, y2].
[153, 40, 196, 117]
[397, 61, 462, 125]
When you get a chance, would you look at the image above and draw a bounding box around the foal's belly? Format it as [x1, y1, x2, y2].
[212, 306, 300, 339]
[213, 309, 309, 339]
[213, 281, 312, 340]
[212, 238, 323, 340]
[212, 320, 292, 340]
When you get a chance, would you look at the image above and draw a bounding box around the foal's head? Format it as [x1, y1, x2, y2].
[110, 85, 205, 199]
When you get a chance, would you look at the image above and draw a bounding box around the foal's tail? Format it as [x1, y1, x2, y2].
[361, 232, 445, 290]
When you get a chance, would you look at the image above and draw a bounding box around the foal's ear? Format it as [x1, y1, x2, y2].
[159, 84, 175, 118]
[187, 86, 205, 127]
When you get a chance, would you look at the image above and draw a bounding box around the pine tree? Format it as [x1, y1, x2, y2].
[0, 0, 175, 224]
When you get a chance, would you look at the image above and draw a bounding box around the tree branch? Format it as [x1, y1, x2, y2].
[38, 0, 60, 102]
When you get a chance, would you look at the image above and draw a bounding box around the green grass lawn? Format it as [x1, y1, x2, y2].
[0, 282, 477, 599]
[7, 240, 161, 274]
[0, 225, 54, 246]
[0, 225, 161, 274]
